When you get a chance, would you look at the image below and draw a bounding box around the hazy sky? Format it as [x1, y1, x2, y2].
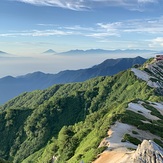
[0, 0, 163, 77]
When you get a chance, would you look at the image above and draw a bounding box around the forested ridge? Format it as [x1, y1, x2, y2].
[0, 59, 163, 163]
[0, 56, 146, 104]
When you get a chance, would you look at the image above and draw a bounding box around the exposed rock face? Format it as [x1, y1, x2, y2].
[131, 60, 163, 95]
[133, 140, 163, 163]
[94, 140, 163, 163]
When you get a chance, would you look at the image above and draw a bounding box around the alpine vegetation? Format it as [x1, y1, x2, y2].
[0, 58, 162, 163]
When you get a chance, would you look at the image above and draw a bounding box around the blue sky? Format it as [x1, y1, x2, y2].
[0, 0, 163, 77]
[1, 0, 163, 54]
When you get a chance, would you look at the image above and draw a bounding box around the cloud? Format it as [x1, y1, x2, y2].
[85, 22, 121, 38]
[0, 29, 73, 37]
[138, 0, 157, 3]
[16, 0, 89, 10]
[87, 16, 163, 39]
[37, 24, 59, 27]
[149, 37, 163, 47]
[86, 32, 119, 38]
[1, 17, 163, 42]
[15, 0, 159, 11]
[121, 18, 163, 34]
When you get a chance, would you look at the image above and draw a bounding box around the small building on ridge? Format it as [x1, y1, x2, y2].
[156, 55, 163, 61]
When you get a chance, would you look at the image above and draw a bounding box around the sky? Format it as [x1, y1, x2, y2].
[0, 0, 163, 77]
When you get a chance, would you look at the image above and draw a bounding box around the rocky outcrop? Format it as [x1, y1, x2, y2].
[133, 140, 163, 163]
[132, 59, 163, 96]
[94, 140, 163, 163]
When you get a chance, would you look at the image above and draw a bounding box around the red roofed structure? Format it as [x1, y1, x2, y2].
[156, 55, 163, 61]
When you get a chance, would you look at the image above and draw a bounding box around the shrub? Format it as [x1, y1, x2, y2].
[121, 134, 141, 145]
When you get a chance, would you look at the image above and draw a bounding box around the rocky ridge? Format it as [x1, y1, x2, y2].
[131, 59, 163, 92]
[94, 59, 163, 163]
[132, 140, 163, 163]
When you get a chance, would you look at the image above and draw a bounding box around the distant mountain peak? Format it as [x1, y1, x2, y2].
[43, 49, 56, 54]
[0, 50, 7, 54]
[0, 50, 12, 57]
[60, 49, 157, 55]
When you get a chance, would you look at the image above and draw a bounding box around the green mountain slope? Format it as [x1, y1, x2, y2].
[0, 59, 163, 163]
[0, 56, 146, 104]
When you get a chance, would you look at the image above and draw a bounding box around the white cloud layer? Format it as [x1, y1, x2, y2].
[150, 37, 163, 47]
[0, 17, 163, 38]
[138, 0, 157, 3]
[87, 16, 163, 39]
[0, 29, 73, 37]
[16, 0, 159, 10]
[1, 16, 163, 39]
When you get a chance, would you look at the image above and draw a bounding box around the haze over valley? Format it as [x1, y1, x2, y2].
[1, 0, 163, 78]
[0, 48, 157, 78]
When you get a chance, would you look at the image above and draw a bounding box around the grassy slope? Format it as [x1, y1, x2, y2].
[0, 67, 162, 163]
